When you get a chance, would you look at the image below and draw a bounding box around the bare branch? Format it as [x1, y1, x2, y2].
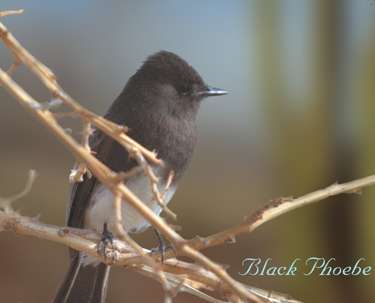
[184, 175, 375, 252]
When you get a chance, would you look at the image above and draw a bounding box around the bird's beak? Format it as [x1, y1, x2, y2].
[197, 85, 228, 98]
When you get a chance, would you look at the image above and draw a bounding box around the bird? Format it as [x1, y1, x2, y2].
[53, 50, 227, 303]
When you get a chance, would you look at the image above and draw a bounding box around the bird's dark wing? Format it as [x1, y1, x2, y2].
[66, 127, 137, 229]
[67, 175, 97, 228]
[57, 128, 124, 303]
[67, 128, 106, 229]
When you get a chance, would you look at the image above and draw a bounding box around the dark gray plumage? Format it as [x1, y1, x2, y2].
[53, 51, 227, 303]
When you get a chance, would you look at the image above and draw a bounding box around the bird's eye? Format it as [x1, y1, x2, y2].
[177, 84, 192, 96]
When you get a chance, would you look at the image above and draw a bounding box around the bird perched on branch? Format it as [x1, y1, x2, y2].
[53, 51, 227, 303]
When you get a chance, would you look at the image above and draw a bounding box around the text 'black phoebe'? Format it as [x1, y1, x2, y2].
[53, 50, 227, 303]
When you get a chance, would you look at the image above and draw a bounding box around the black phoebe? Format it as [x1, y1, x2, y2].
[53, 51, 227, 303]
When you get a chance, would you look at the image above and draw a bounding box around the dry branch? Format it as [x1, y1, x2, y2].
[185, 175, 374, 251]
[0, 196, 300, 303]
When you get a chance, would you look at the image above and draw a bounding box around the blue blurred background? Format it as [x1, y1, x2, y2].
[1, 1, 375, 302]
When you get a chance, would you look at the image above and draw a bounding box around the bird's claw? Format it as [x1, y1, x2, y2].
[96, 223, 119, 264]
[152, 228, 175, 262]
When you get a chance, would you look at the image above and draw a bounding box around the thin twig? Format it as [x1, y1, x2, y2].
[0, 170, 37, 211]
[0, 9, 24, 18]
[130, 147, 177, 221]
[184, 175, 375, 252]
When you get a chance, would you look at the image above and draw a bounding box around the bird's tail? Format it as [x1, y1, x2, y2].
[53, 253, 111, 303]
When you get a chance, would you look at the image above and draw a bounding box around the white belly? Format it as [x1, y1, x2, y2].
[84, 172, 176, 234]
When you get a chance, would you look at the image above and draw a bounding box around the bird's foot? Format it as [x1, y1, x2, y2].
[151, 228, 175, 262]
[97, 223, 120, 264]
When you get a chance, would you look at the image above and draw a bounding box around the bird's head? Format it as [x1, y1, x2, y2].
[129, 51, 227, 116]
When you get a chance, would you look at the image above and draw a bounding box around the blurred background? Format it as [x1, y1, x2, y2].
[1, 1, 375, 302]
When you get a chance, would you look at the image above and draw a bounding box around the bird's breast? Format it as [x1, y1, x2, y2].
[149, 114, 197, 179]
[84, 167, 176, 234]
